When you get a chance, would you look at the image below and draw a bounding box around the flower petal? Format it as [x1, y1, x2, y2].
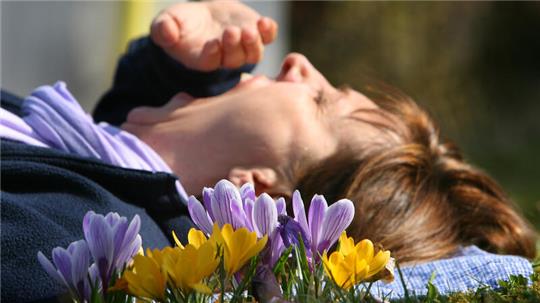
[187, 228, 208, 248]
[88, 262, 101, 288]
[37, 251, 66, 285]
[69, 240, 90, 301]
[212, 180, 242, 226]
[308, 194, 327, 252]
[240, 182, 256, 201]
[367, 250, 391, 278]
[252, 193, 278, 237]
[292, 190, 310, 243]
[275, 197, 287, 216]
[188, 196, 213, 235]
[112, 218, 129, 262]
[83, 214, 114, 281]
[116, 233, 142, 271]
[268, 229, 285, 266]
[69, 240, 90, 289]
[202, 187, 215, 221]
[243, 198, 255, 232]
[127, 235, 143, 263]
[121, 215, 141, 253]
[104, 212, 121, 227]
[317, 199, 354, 254]
[82, 211, 95, 236]
[52, 247, 73, 286]
[230, 195, 247, 229]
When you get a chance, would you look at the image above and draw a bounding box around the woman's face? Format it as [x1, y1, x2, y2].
[124, 53, 386, 193]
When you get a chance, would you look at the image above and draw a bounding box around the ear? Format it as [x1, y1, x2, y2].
[228, 167, 291, 198]
[126, 92, 194, 125]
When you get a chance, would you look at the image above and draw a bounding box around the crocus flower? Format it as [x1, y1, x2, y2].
[163, 240, 219, 294]
[321, 232, 392, 290]
[212, 223, 268, 276]
[37, 240, 92, 302]
[123, 252, 167, 300]
[291, 191, 355, 261]
[188, 180, 284, 241]
[82, 211, 141, 290]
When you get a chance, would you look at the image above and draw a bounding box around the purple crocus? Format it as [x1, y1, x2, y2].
[188, 180, 287, 265]
[291, 190, 355, 262]
[82, 211, 141, 292]
[37, 240, 92, 302]
[188, 180, 284, 238]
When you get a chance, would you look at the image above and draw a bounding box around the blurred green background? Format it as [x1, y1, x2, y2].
[290, 2, 540, 230]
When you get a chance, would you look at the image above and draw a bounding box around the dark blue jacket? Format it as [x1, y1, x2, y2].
[1, 37, 253, 303]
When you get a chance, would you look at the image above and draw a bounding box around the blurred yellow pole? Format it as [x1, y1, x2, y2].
[117, 0, 156, 55]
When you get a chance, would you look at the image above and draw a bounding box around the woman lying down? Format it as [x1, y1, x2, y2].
[0, 1, 535, 302]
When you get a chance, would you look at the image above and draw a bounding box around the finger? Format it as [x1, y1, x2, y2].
[222, 26, 246, 69]
[257, 17, 278, 45]
[241, 27, 264, 64]
[150, 12, 182, 47]
[196, 39, 222, 72]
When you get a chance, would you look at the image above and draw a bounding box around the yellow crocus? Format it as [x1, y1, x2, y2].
[211, 223, 268, 276]
[123, 253, 167, 300]
[322, 232, 392, 290]
[173, 228, 208, 249]
[164, 229, 219, 294]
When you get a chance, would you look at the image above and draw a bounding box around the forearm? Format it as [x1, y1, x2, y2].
[93, 37, 254, 126]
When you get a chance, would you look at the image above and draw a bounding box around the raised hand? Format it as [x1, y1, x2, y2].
[150, 1, 278, 72]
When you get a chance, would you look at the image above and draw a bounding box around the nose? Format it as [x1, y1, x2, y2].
[277, 53, 315, 83]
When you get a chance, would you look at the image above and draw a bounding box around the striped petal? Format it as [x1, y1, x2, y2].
[243, 198, 255, 232]
[69, 240, 91, 300]
[252, 193, 278, 237]
[308, 194, 327, 252]
[69, 240, 90, 289]
[202, 187, 215, 221]
[212, 179, 243, 227]
[292, 190, 310, 243]
[121, 215, 140, 254]
[104, 212, 122, 227]
[188, 196, 214, 235]
[112, 218, 129, 264]
[275, 197, 287, 215]
[52, 247, 73, 285]
[83, 213, 114, 282]
[317, 199, 354, 254]
[37, 251, 66, 285]
[240, 182, 256, 201]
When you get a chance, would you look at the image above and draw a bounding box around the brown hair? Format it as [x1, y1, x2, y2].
[294, 85, 537, 263]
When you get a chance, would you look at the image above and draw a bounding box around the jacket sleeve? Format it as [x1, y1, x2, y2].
[93, 37, 255, 126]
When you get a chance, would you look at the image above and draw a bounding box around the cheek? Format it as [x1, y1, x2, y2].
[288, 113, 337, 161]
[217, 102, 294, 163]
[222, 86, 326, 162]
